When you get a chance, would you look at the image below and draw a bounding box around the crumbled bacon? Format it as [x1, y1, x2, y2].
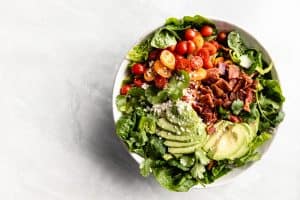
[198, 93, 214, 108]
[211, 84, 224, 97]
[215, 78, 232, 92]
[243, 88, 253, 112]
[229, 114, 241, 123]
[227, 64, 240, 79]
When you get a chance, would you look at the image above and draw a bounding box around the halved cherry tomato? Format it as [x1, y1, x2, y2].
[131, 63, 146, 75]
[133, 78, 143, 87]
[193, 34, 204, 51]
[204, 60, 213, 69]
[200, 25, 213, 37]
[120, 84, 131, 95]
[154, 75, 168, 89]
[144, 67, 155, 82]
[175, 57, 191, 72]
[190, 56, 203, 70]
[184, 28, 197, 40]
[153, 60, 172, 78]
[210, 40, 220, 49]
[197, 48, 210, 63]
[167, 44, 176, 52]
[160, 50, 175, 70]
[189, 68, 207, 81]
[203, 42, 217, 55]
[175, 41, 188, 55]
[148, 50, 160, 60]
[187, 40, 196, 54]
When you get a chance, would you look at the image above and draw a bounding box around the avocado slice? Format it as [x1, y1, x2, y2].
[168, 143, 202, 154]
[166, 107, 198, 128]
[164, 140, 200, 147]
[209, 124, 248, 160]
[157, 131, 195, 142]
[203, 120, 232, 152]
[157, 118, 181, 134]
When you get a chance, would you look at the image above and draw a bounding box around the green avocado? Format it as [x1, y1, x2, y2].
[210, 123, 248, 160]
[164, 140, 200, 147]
[203, 120, 232, 152]
[168, 143, 202, 154]
[157, 131, 195, 142]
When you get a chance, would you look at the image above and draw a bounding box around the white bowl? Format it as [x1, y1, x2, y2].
[112, 19, 281, 189]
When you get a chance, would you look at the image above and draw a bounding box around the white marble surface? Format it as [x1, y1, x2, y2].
[0, 0, 299, 199]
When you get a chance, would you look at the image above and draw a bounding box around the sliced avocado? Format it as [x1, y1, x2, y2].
[210, 124, 248, 160]
[168, 144, 202, 154]
[249, 117, 259, 137]
[166, 107, 198, 128]
[228, 144, 249, 160]
[164, 140, 200, 148]
[157, 118, 181, 134]
[203, 120, 232, 152]
[157, 131, 195, 142]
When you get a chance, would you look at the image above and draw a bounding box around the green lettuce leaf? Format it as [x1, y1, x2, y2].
[231, 99, 244, 115]
[127, 38, 152, 62]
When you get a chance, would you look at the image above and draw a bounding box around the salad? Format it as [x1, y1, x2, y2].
[115, 15, 285, 191]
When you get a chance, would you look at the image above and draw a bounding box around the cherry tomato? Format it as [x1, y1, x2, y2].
[144, 68, 155, 82]
[131, 63, 146, 75]
[217, 31, 227, 42]
[148, 49, 160, 60]
[204, 60, 213, 69]
[190, 68, 207, 81]
[120, 84, 131, 95]
[193, 34, 204, 50]
[210, 40, 220, 49]
[190, 56, 203, 70]
[175, 41, 188, 55]
[160, 50, 175, 70]
[133, 78, 143, 87]
[203, 42, 217, 55]
[175, 57, 191, 72]
[186, 40, 196, 54]
[197, 48, 210, 63]
[184, 28, 197, 40]
[153, 60, 172, 78]
[175, 54, 184, 61]
[154, 75, 168, 89]
[200, 25, 213, 37]
[167, 44, 176, 52]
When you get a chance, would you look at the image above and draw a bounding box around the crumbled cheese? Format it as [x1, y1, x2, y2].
[141, 83, 149, 89]
[151, 100, 172, 116]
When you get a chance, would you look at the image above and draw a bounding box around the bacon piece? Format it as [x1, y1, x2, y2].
[211, 84, 224, 97]
[203, 68, 220, 84]
[201, 107, 217, 124]
[215, 78, 232, 92]
[243, 88, 253, 112]
[199, 93, 214, 108]
[218, 63, 226, 75]
[232, 79, 244, 92]
[227, 64, 240, 79]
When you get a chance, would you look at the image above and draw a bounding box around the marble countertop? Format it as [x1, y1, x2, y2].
[0, 0, 299, 199]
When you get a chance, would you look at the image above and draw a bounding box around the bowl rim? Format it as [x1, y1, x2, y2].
[111, 17, 283, 189]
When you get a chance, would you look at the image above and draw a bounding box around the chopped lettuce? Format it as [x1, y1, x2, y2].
[127, 38, 152, 62]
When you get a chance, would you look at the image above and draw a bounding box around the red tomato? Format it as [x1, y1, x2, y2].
[120, 84, 131, 95]
[154, 76, 168, 89]
[175, 54, 184, 61]
[200, 25, 213, 37]
[175, 41, 188, 55]
[167, 44, 176, 52]
[217, 31, 227, 42]
[203, 42, 217, 55]
[210, 40, 220, 49]
[190, 56, 203, 70]
[175, 57, 191, 71]
[204, 60, 213, 69]
[148, 50, 160, 60]
[197, 48, 210, 63]
[187, 40, 196, 54]
[133, 78, 143, 87]
[131, 63, 146, 75]
[184, 28, 197, 40]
